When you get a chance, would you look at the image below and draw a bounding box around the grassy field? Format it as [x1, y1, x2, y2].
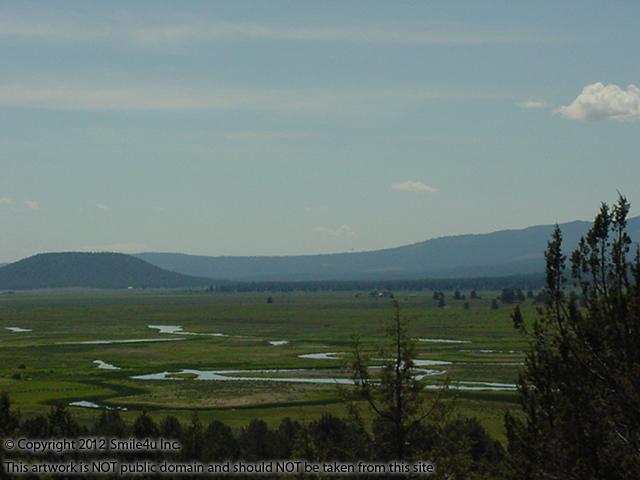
[0, 289, 533, 442]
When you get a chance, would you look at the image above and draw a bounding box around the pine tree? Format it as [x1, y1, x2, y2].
[203, 420, 238, 461]
[0, 393, 19, 439]
[181, 414, 204, 460]
[505, 196, 640, 479]
[350, 300, 448, 460]
[132, 410, 159, 437]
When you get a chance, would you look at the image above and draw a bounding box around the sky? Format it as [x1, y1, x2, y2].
[1, 1, 640, 262]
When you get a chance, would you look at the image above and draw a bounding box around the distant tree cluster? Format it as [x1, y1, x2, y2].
[215, 274, 545, 294]
[498, 288, 525, 304]
[432, 291, 446, 307]
[453, 289, 466, 300]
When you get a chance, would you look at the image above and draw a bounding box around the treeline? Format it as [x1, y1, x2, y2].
[0, 398, 506, 479]
[212, 272, 545, 293]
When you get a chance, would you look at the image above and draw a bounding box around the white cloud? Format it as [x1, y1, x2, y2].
[314, 225, 356, 238]
[0, 196, 13, 205]
[25, 200, 39, 210]
[517, 100, 549, 109]
[391, 180, 437, 194]
[79, 242, 149, 254]
[557, 83, 640, 121]
[96, 202, 108, 210]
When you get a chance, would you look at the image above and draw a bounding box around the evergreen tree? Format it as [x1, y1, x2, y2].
[499, 288, 525, 304]
[159, 415, 182, 440]
[308, 414, 352, 461]
[47, 404, 81, 437]
[272, 418, 302, 459]
[0, 393, 19, 438]
[93, 411, 128, 437]
[0, 394, 19, 467]
[203, 420, 238, 461]
[505, 196, 640, 479]
[351, 300, 448, 460]
[238, 419, 273, 460]
[181, 414, 204, 460]
[132, 410, 159, 437]
[20, 415, 49, 437]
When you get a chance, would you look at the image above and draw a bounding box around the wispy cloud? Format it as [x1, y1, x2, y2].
[517, 100, 550, 109]
[24, 200, 39, 210]
[391, 180, 437, 194]
[314, 225, 355, 238]
[0, 196, 13, 205]
[96, 202, 109, 210]
[130, 22, 551, 47]
[79, 242, 149, 254]
[0, 12, 553, 47]
[557, 83, 640, 121]
[0, 84, 509, 113]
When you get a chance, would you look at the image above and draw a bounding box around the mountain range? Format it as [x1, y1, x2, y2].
[1, 216, 639, 289]
[136, 216, 640, 281]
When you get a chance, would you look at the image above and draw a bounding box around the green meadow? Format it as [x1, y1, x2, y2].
[0, 290, 532, 442]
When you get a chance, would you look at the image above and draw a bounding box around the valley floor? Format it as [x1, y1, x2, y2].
[0, 290, 529, 442]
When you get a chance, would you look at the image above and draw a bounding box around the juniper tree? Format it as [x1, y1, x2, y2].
[505, 195, 640, 480]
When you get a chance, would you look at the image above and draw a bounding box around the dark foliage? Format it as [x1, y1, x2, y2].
[217, 273, 546, 293]
[506, 196, 640, 479]
[499, 287, 525, 304]
[0, 393, 506, 479]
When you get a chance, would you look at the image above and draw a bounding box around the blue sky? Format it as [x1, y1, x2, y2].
[1, 1, 639, 261]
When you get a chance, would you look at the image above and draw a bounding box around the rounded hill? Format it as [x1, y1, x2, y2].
[0, 252, 210, 290]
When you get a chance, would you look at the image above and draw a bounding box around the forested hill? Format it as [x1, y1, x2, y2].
[0, 252, 210, 290]
[137, 216, 640, 281]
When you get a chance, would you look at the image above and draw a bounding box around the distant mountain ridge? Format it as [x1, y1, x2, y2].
[2, 216, 638, 289]
[0, 252, 209, 290]
[136, 216, 640, 281]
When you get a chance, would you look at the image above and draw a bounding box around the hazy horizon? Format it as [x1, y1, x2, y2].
[3, 213, 635, 264]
